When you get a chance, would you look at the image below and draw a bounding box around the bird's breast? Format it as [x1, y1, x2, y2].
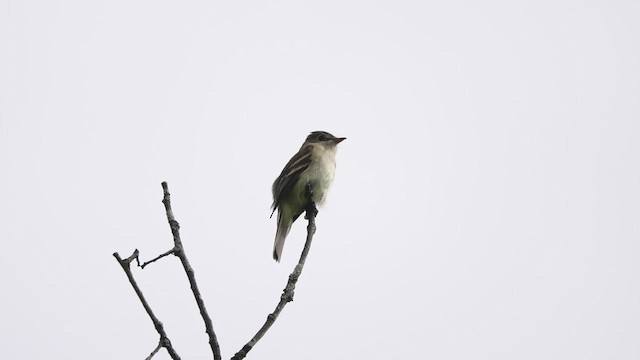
[297, 149, 337, 205]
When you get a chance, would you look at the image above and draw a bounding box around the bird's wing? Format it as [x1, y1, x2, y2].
[271, 144, 313, 217]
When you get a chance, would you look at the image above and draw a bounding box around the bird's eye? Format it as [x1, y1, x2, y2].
[318, 135, 327, 141]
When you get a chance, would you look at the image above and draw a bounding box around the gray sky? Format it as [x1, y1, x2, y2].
[1, 1, 639, 359]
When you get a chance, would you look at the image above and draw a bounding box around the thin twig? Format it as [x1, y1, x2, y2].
[140, 247, 177, 269]
[160, 181, 222, 360]
[113, 250, 181, 360]
[145, 342, 163, 360]
[231, 186, 318, 360]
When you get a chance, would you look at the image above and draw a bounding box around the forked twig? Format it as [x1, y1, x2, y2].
[113, 250, 181, 360]
[113, 182, 222, 360]
[115, 182, 322, 360]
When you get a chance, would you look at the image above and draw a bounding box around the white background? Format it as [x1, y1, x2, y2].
[1, 1, 639, 359]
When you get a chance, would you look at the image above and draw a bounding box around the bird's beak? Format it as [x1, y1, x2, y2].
[334, 137, 346, 144]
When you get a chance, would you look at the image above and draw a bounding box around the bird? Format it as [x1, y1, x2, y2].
[270, 131, 346, 262]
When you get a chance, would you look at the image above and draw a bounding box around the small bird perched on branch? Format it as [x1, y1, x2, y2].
[271, 131, 346, 262]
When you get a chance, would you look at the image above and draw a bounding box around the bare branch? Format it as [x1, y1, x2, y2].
[160, 181, 222, 360]
[115, 181, 324, 360]
[113, 250, 181, 360]
[232, 187, 318, 360]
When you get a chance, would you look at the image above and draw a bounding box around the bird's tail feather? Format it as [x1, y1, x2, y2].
[273, 208, 292, 262]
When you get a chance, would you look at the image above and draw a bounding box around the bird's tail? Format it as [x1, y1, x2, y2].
[273, 207, 293, 262]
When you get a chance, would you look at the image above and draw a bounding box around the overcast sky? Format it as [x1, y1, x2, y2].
[1, 1, 639, 359]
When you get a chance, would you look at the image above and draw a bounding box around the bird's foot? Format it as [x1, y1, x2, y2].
[305, 202, 318, 220]
[304, 183, 318, 219]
